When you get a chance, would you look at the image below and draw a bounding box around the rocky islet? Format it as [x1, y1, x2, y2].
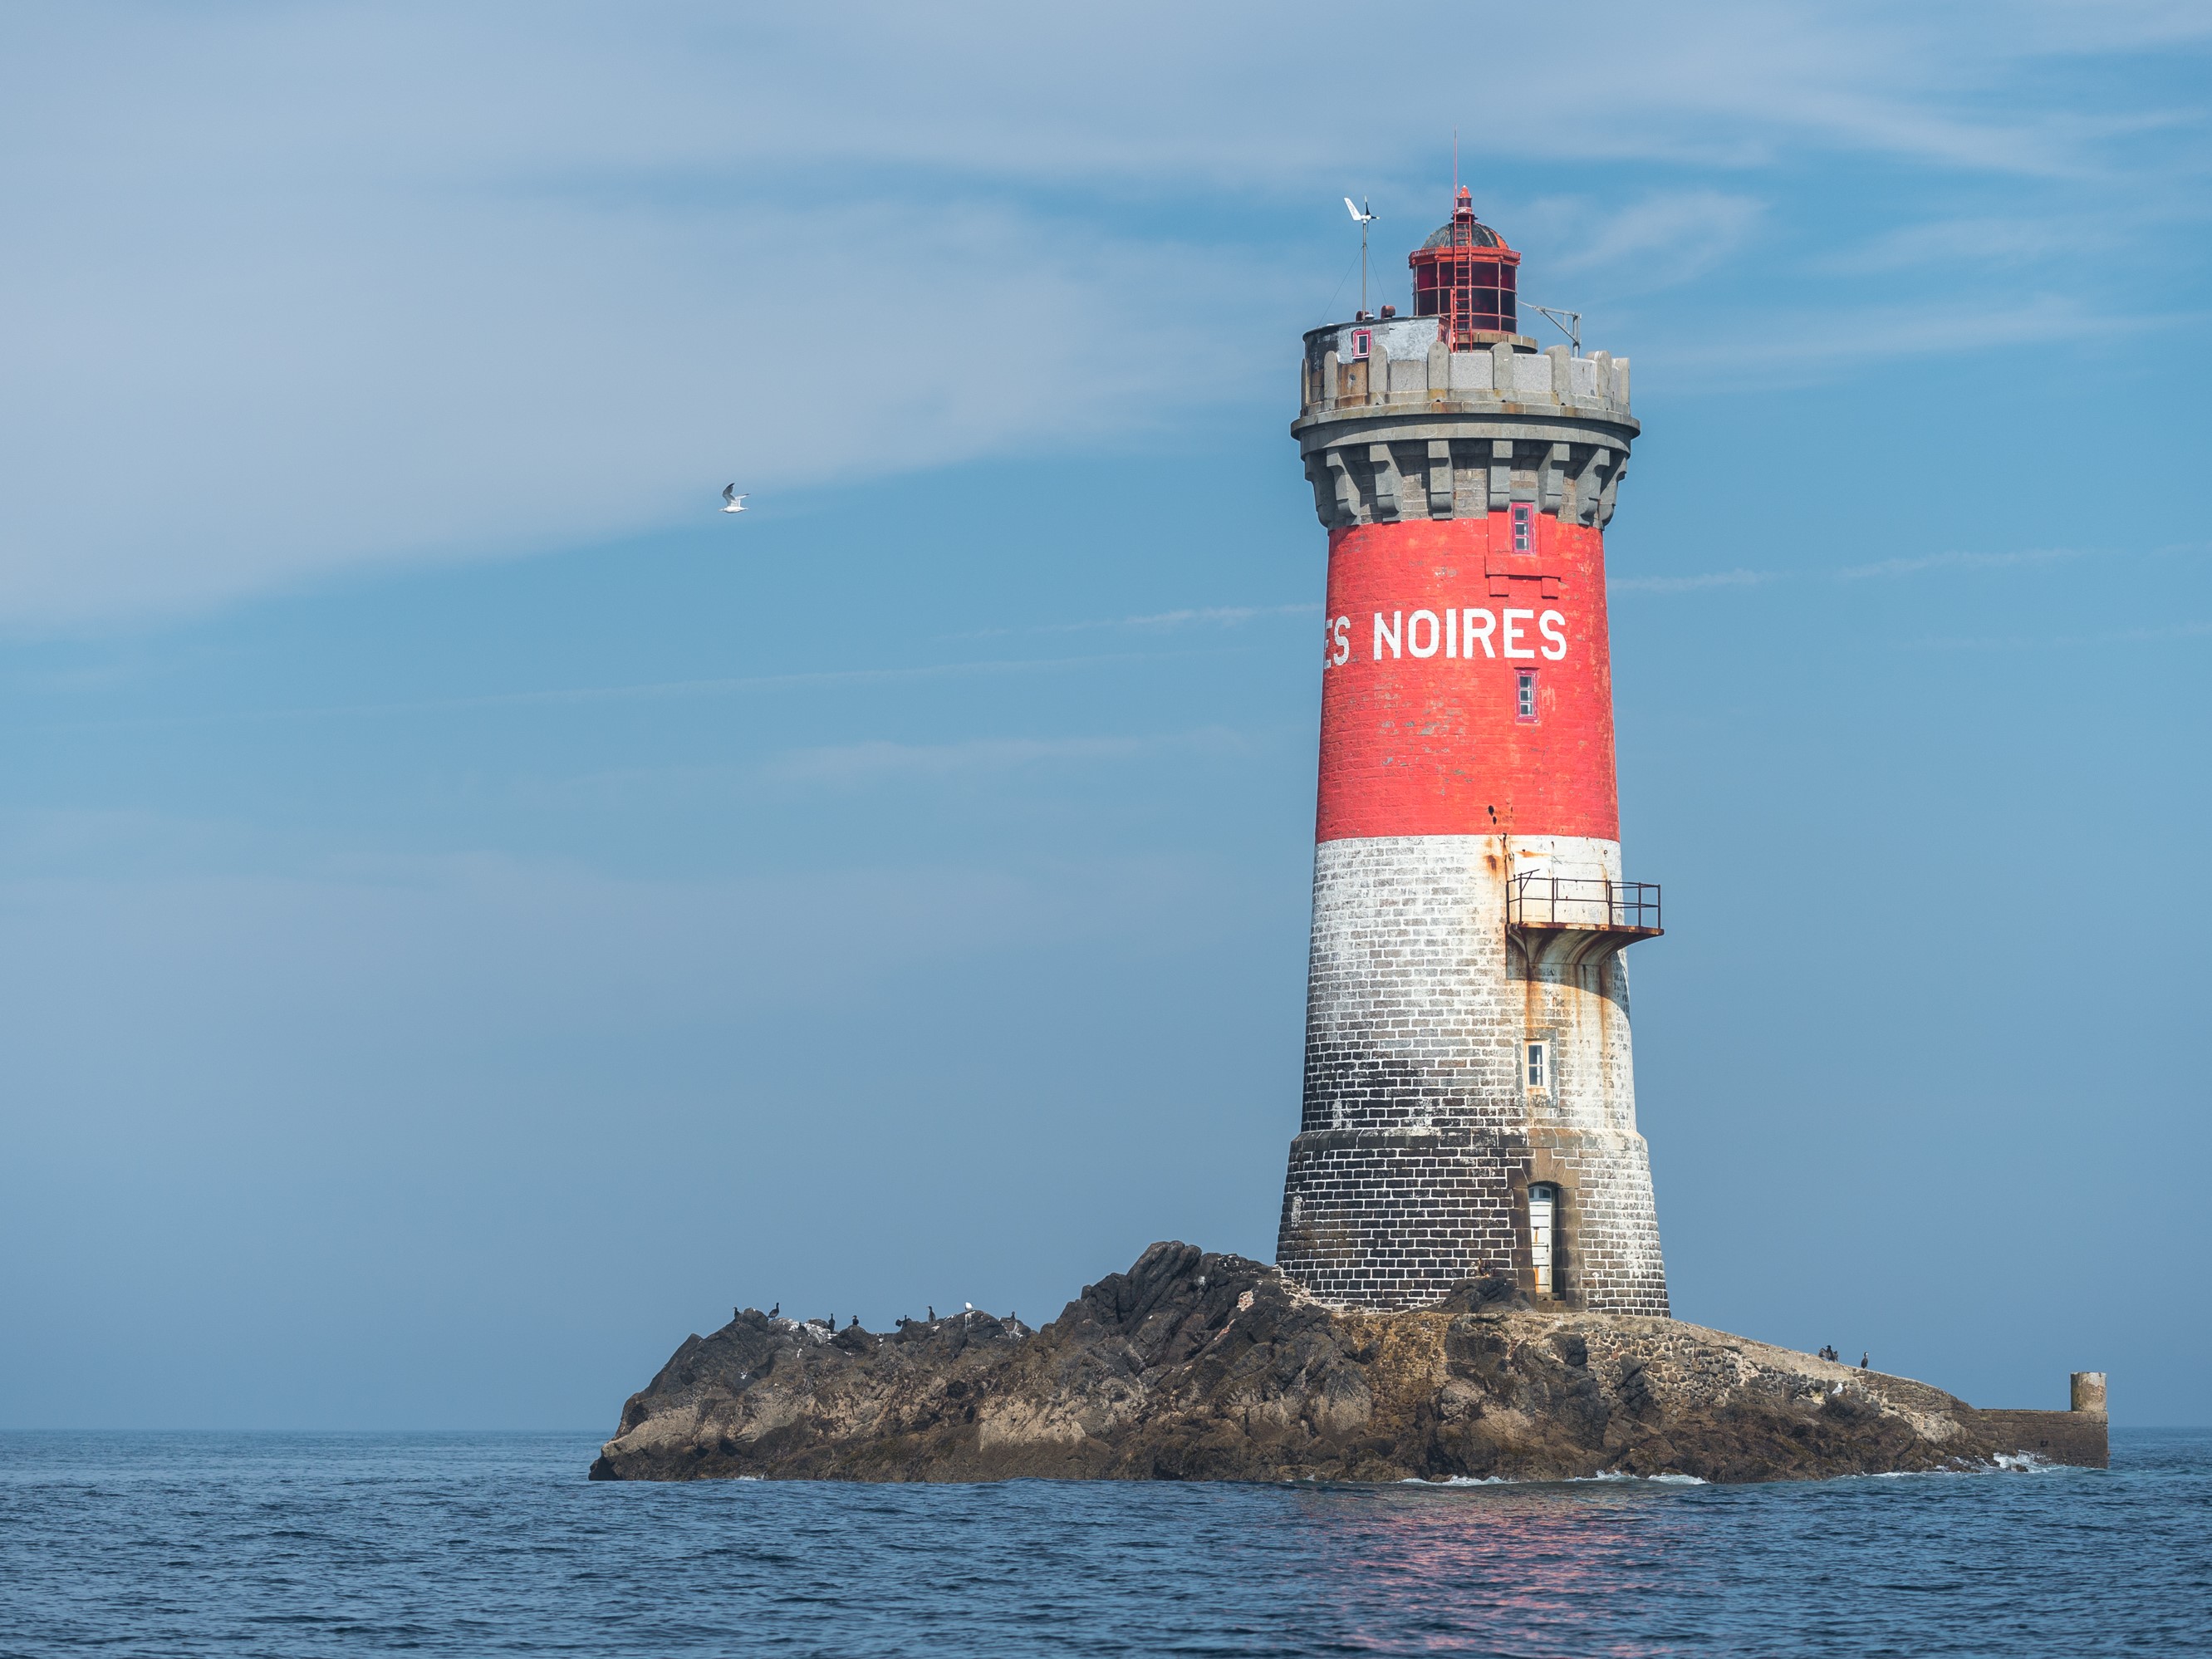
[591, 1242, 2104, 1484]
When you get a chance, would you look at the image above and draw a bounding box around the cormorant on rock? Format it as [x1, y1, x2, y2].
[1861, 1352, 1870, 1369]
[769, 1303, 779, 1318]
[850, 1316, 859, 1329]
[928, 1305, 935, 1321]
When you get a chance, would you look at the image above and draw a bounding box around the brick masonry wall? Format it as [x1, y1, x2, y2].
[1278, 833, 1668, 1314]
[1317, 515, 1620, 845]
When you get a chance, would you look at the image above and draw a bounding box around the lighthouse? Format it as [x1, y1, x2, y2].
[1276, 188, 1668, 1315]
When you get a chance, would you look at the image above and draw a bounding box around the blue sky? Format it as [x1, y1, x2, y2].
[2, 2, 2208, 1429]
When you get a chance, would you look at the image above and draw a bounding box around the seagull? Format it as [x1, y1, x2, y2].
[720, 483, 748, 513]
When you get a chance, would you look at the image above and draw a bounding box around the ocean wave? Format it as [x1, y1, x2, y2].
[1869, 1454, 2075, 1480]
[1395, 1475, 1513, 1487]
[1393, 1470, 1708, 1488]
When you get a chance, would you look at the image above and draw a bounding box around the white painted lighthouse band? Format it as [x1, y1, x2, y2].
[1276, 189, 1669, 1314]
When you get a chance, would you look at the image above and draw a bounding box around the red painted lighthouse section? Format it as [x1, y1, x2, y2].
[1317, 513, 1620, 844]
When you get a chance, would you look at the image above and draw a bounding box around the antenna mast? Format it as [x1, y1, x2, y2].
[1528, 303, 1583, 356]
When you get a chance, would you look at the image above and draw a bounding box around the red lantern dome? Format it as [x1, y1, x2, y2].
[1409, 187, 1521, 347]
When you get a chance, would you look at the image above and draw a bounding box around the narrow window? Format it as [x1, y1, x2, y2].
[1515, 669, 1538, 722]
[1349, 328, 1372, 361]
[1511, 503, 1533, 553]
[1526, 1040, 1549, 1089]
[1528, 1182, 1557, 1296]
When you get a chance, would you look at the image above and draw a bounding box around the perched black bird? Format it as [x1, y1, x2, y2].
[928, 1305, 935, 1321]
[769, 1303, 779, 1318]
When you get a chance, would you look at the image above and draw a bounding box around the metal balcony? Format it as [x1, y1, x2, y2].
[1507, 874, 1662, 969]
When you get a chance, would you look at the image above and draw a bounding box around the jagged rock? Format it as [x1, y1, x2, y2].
[589, 1242, 2104, 1484]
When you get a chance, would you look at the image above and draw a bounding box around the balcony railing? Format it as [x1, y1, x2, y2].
[1507, 874, 1662, 934]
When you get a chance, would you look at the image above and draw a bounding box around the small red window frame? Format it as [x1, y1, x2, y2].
[1515, 668, 1540, 724]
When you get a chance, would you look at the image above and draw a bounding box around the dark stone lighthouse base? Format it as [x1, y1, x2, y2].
[590, 1243, 2106, 1484]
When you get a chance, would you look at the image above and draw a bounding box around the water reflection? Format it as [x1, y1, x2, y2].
[1273, 1480, 1713, 1655]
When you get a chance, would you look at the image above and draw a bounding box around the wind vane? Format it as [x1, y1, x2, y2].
[1343, 195, 1377, 317]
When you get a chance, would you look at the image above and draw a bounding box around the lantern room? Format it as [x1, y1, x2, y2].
[1410, 186, 1521, 346]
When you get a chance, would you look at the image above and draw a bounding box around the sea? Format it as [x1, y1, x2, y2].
[1, 1430, 2205, 1657]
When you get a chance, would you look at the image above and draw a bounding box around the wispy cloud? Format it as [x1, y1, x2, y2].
[1836, 547, 2096, 581]
[2, 3, 2204, 626]
[35, 648, 1252, 735]
[1608, 568, 1780, 593]
[0, 183, 1277, 629]
[1814, 214, 2077, 275]
[1654, 294, 2144, 387]
[1902, 620, 2212, 651]
[1616, 542, 2205, 594]
[940, 602, 1316, 642]
[1539, 190, 1768, 287]
[766, 727, 1249, 786]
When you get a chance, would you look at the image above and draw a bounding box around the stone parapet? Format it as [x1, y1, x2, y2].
[1293, 318, 1639, 532]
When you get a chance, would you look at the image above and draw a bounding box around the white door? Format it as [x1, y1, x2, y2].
[1529, 1186, 1556, 1294]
